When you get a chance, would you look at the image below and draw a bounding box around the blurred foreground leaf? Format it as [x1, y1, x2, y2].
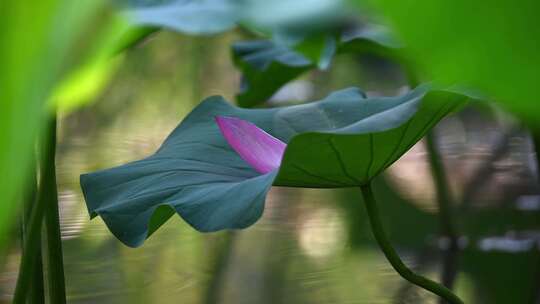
[52, 17, 157, 114]
[124, 0, 238, 35]
[122, 0, 349, 35]
[360, 0, 540, 122]
[0, 0, 107, 249]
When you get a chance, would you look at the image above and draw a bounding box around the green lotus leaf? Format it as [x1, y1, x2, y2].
[80, 85, 467, 247]
[232, 25, 401, 107]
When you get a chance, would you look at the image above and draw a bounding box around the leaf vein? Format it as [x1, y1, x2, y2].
[328, 137, 361, 185]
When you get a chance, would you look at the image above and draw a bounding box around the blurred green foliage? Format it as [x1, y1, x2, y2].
[52, 16, 130, 114]
[0, 0, 107, 251]
[122, 0, 350, 36]
[361, 0, 540, 122]
[0, 0, 159, 253]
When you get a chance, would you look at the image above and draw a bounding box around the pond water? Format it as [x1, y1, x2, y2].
[2, 31, 539, 304]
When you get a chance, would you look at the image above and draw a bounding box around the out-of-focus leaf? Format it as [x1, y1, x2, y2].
[232, 40, 313, 107]
[53, 59, 122, 114]
[359, 0, 540, 122]
[292, 34, 337, 69]
[121, 0, 350, 35]
[0, 0, 106, 249]
[124, 0, 239, 35]
[80, 85, 466, 247]
[338, 24, 401, 56]
[233, 25, 401, 107]
[241, 0, 347, 32]
[52, 17, 156, 114]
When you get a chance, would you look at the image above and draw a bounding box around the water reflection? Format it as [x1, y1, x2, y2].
[478, 235, 536, 253]
[516, 195, 540, 211]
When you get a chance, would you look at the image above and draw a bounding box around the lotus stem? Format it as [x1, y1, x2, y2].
[530, 129, 540, 303]
[41, 115, 66, 304]
[20, 150, 45, 304]
[13, 115, 66, 304]
[359, 183, 464, 304]
[203, 233, 236, 304]
[532, 130, 540, 177]
[13, 177, 46, 304]
[425, 132, 460, 294]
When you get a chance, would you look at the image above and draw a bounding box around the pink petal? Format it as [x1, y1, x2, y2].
[215, 116, 286, 174]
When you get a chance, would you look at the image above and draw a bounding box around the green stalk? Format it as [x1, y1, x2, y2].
[20, 150, 45, 304]
[13, 183, 45, 303]
[203, 233, 236, 304]
[425, 133, 456, 241]
[40, 115, 66, 304]
[529, 129, 540, 304]
[425, 132, 460, 293]
[359, 183, 464, 304]
[404, 66, 460, 300]
[532, 130, 540, 175]
[13, 116, 60, 303]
